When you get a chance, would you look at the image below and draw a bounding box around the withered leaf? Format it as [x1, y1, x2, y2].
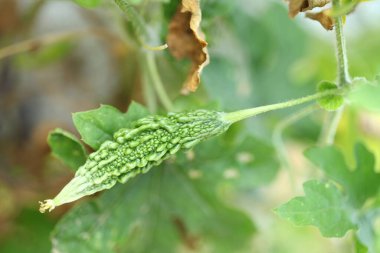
[306, 10, 334, 30]
[167, 0, 209, 94]
[287, 0, 331, 18]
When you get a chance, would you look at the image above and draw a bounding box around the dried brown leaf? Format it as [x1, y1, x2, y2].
[306, 10, 334, 30]
[167, 0, 209, 94]
[287, 0, 331, 18]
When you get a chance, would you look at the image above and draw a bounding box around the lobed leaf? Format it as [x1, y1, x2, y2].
[305, 143, 380, 207]
[275, 180, 356, 237]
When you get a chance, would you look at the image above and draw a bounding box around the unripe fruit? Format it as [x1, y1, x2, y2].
[39, 110, 231, 212]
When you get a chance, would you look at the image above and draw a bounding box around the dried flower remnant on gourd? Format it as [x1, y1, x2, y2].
[39, 110, 231, 213]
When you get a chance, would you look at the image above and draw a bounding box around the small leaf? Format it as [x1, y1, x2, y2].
[74, 0, 102, 8]
[305, 143, 380, 207]
[317, 81, 344, 111]
[275, 180, 356, 237]
[167, 0, 209, 94]
[73, 102, 149, 149]
[48, 128, 87, 171]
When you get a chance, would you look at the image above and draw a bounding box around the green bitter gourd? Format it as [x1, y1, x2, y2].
[39, 88, 341, 212]
[39, 110, 231, 212]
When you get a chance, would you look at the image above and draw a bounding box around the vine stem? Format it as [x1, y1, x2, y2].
[272, 105, 318, 193]
[144, 52, 174, 111]
[333, 0, 350, 87]
[224, 89, 339, 123]
[319, 0, 351, 145]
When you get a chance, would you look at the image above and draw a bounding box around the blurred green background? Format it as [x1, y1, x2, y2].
[1, 0, 380, 252]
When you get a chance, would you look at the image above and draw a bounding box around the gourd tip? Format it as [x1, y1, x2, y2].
[39, 199, 56, 213]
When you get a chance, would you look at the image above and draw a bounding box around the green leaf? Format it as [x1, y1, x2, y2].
[317, 81, 344, 111]
[349, 77, 380, 112]
[177, 133, 280, 189]
[305, 143, 380, 207]
[72, 102, 149, 149]
[275, 180, 356, 237]
[52, 164, 256, 253]
[74, 0, 102, 8]
[47, 128, 87, 171]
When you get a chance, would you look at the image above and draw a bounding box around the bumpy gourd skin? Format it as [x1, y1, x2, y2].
[39, 110, 231, 212]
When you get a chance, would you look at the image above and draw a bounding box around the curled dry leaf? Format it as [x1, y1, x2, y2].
[167, 0, 209, 94]
[287, 0, 331, 17]
[306, 10, 334, 30]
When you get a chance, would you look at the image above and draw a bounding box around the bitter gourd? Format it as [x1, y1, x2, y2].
[39, 110, 231, 212]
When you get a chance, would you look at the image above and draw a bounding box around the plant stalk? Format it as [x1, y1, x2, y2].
[333, 8, 350, 87]
[145, 52, 174, 111]
[224, 89, 340, 123]
[319, 0, 351, 145]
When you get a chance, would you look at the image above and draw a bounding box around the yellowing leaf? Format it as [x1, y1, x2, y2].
[167, 0, 209, 94]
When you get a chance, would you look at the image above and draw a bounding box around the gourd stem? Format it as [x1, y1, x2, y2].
[224, 89, 339, 124]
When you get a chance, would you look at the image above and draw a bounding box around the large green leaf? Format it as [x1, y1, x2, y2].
[52, 164, 256, 253]
[176, 133, 280, 190]
[305, 143, 380, 207]
[47, 128, 88, 171]
[73, 102, 149, 149]
[275, 180, 356, 237]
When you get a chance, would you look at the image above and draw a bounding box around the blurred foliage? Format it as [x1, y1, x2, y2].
[0, 0, 380, 253]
